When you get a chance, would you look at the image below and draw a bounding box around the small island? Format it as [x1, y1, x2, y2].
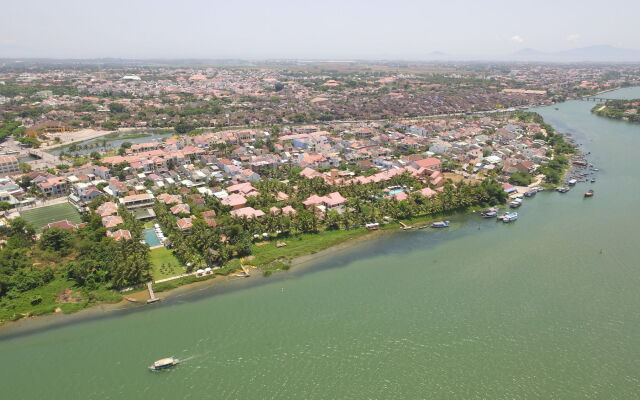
[592, 99, 640, 123]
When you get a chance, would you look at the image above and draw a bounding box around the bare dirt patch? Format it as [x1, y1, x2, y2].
[56, 289, 83, 303]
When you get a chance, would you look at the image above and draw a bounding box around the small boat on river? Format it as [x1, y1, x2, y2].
[584, 190, 594, 197]
[481, 208, 498, 218]
[502, 212, 518, 223]
[524, 189, 537, 197]
[556, 187, 570, 193]
[567, 179, 578, 186]
[431, 221, 450, 228]
[149, 357, 179, 371]
[509, 198, 523, 208]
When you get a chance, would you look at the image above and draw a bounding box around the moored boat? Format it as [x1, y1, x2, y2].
[149, 357, 179, 371]
[431, 221, 450, 228]
[509, 198, 523, 208]
[481, 208, 498, 218]
[567, 179, 577, 186]
[584, 189, 594, 197]
[502, 212, 518, 223]
[556, 186, 570, 193]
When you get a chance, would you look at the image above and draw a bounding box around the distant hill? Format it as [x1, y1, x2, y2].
[511, 45, 640, 62]
[424, 51, 449, 60]
[557, 45, 640, 61]
[513, 48, 548, 57]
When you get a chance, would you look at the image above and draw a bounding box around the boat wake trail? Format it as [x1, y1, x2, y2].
[179, 355, 198, 363]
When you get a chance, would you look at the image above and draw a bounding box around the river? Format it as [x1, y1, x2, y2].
[1, 88, 640, 399]
[49, 131, 173, 156]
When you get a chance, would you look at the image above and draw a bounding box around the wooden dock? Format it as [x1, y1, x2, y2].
[146, 282, 161, 304]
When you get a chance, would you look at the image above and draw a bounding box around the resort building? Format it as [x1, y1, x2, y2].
[119, 193, 155, 209]
[0, 156, 20, 177]
[107, 229, 132, 241]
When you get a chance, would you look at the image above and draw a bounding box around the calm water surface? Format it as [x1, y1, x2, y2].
[49, 131, 172, 156]
[2, 88, 640, 399]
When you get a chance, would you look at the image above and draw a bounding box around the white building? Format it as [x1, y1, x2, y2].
[0, 155, 20, 177]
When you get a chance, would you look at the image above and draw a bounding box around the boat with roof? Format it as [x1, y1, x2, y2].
[481, 208, 498, 218]
[502, 212, 518, 223]
[149, 357, 179, 371]
[509, 198, 523, 208]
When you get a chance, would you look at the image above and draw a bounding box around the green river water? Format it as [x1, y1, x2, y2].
[1, 88, 640, 399]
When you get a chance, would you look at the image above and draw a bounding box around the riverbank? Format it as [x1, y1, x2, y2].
[0, 174, 566, 328]
[0, 109, 579, 329]
[590, 99, 640, 124]
[0, 206, 487, 329]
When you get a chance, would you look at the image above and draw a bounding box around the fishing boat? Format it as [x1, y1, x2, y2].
[524, 189, 537, 197]
[481, 208, 498, 218]
[584, 190, 594, 197]
[567, 179, 577, 186]
[431, 221, 450, 228]
[149, 357, 179, 371]
[509, 199, 522, 208]
[502, 212, 518, 223]
[556, 186, 570, 193]
[365, 223, 380, 230]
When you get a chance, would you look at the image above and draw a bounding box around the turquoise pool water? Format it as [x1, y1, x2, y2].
[143, 228, 161, 246]
[388, 189, 404, 195]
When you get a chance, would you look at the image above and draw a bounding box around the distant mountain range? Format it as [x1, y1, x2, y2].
[511, 45, 640, 62]
[2, 45, 639, 64]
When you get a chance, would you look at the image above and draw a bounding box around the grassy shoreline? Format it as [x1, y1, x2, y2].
[0, 209, 470, 327]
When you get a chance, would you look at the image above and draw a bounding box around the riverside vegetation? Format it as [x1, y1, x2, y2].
[592, 99, 640, 123]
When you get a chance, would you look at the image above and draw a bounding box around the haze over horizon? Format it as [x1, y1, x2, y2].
[2, 0, 640, 60]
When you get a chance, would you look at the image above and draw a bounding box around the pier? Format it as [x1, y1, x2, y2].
[146, 282, 160, 304]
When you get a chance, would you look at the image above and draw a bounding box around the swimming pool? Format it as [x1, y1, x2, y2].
[144, 228, 161, 247]
[388, 189, 404, 195]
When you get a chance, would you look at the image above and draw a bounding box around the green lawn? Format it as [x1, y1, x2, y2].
[0, 276, 121, 324]
[150, 247, 185, 280]
[20, 202, 83, 231]
[250, 228, 370, 267]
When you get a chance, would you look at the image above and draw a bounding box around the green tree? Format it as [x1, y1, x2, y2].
[174, 120, 195, 134]
[40, 227, 73, 254]
[508, 171, 533, 186]
[19, 162, 32, 173]
[108, 103, 126, 113]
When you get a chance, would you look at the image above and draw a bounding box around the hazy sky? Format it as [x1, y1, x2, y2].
[2, 0, 639, 59]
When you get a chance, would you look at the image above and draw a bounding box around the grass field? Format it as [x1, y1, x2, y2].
[20, 202, 83, 230]
[0, 276, 122, 324]
[150, 247, 185, 280]
[250, 228, 370, 267]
